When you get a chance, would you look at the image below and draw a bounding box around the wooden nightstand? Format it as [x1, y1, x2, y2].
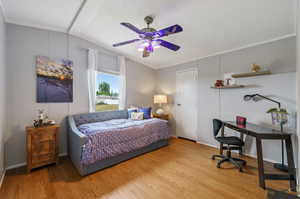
[26, 125, 59, 172]
[152, 113, 169, 121]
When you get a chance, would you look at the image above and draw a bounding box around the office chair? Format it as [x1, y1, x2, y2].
[211, 119, 246, 172]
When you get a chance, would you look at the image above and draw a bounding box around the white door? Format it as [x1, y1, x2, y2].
[176, 69, 198, 141]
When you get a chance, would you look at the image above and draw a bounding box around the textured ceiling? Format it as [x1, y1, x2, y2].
[1, 0, 296, 69]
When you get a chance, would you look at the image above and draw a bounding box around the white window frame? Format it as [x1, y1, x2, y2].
[95, 71, 121, 112]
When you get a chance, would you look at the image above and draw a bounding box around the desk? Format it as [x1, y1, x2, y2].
[223, 121, 296, 191]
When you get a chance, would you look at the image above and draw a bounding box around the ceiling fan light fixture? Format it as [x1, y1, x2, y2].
[112, 16, 183, 57]
[143, 42, 150, 47]
[138, 47, 144, 52]
[152, 40, 160, 49]
[147, 45, 154, 53]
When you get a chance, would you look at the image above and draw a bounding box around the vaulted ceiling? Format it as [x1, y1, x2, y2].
[1, 0, 296, 69]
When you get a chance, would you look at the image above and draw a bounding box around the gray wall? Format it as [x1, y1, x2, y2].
[5, 23, 156, 168]
[0, 8, 6, 178]
[156, 37, 297, 163]
[126, 59, 156, 107]
[3, 23, 297, 168]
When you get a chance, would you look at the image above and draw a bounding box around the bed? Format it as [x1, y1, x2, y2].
[68, 110, 170, 176]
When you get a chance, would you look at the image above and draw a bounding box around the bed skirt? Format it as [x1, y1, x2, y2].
[72, 139, 169, 176]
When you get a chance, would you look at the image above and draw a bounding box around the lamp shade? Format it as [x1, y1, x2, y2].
[154, 95, 167, 104]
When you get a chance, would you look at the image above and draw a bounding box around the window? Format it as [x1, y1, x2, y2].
[95, 72, 120, 112]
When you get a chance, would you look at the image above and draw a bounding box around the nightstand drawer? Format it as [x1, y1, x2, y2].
[32, 153, 55, 165]
[32, 140, 55, 155]
[32, 130, 56, 141]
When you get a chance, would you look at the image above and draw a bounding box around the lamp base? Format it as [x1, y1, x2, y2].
[273, 163, 288, 172]
[156, 108, 165, 115]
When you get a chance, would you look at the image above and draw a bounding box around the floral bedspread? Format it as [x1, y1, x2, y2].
[78, 118, 170, 165]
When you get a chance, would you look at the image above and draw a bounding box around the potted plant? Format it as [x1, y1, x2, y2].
[266, 108, 288, 125]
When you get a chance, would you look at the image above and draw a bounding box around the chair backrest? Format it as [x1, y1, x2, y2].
[213, 119, 223, 137]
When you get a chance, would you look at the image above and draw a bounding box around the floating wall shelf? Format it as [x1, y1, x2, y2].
[211, 85, 245, 89]
[231, 70, 271, 78]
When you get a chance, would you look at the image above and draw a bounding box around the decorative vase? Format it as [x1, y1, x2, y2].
[271, 112, 288, 125]
[271, 112, 278, 125]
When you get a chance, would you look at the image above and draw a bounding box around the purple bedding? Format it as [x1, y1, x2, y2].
[78, 118, 170, 165]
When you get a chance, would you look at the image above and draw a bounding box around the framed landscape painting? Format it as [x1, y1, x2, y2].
[36, 56, 73, 103]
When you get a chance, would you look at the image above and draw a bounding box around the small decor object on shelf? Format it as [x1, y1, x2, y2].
[251, 63, 261, 72]
[214, 80, 224, 88]
[232, 63, 271, 78]
[224, 73, 236, 86]
[267, 108, 288, 126]
[154, 95, 167, 115]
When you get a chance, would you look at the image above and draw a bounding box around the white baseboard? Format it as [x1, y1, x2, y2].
[245, 153, 277, 164]
[196, 140, 278, 164]
[196, 140, 218, 149]
[59, 153, 68, 157]
[0, 169, 6, 189]
[5, 152, 68, 170]
[5, 162, 26, 170]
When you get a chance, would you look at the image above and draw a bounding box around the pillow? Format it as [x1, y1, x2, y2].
[138, 107, 152, 119]
[130, 112, 144, 120]
[127, 108, 138, 118]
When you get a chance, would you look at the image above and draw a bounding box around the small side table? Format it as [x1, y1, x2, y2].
[153, 113, 169, 121]
[26, 125, 59, 172]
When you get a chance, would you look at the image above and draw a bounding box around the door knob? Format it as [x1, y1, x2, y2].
[177, 104, 181, 106]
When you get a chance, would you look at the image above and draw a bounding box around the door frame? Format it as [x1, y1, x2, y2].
[175, 67, 199, 140]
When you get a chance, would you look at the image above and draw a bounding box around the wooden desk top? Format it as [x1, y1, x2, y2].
[224, 121, 293, 139]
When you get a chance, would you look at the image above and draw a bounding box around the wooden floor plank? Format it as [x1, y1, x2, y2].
[0, 138, 290, 199]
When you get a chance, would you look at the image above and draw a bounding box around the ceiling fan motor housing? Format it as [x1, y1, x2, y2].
[144, 16, 154, 25]
[140, 16, 156, 39]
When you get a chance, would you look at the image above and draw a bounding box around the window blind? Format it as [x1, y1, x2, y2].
[97, 52, 120, 74]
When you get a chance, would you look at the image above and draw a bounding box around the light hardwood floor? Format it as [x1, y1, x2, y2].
[0, 138, 290, 199]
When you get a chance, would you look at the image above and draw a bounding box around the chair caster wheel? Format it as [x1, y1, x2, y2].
[242, 162, 246, 166]
[217, 165, 220, 168]
[239, 168, 243, 172]
[212, 157, 215, 160]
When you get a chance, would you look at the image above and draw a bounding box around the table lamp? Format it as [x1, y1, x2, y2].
[154, 95, 167, 115]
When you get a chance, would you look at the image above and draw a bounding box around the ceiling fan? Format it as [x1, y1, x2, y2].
[112, 16, 183, 57]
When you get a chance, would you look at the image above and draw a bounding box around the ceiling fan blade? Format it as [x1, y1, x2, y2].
[156, 39, 180, 51]
[112, 39, 140, 47]
[143, 47, 150, 57]
[155, 24, 183, 38]
[121, 22, 144, 34]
